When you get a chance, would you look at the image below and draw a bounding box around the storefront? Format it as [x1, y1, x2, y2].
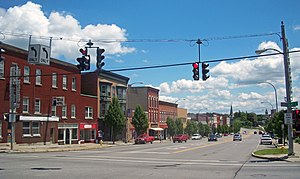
[58, 123, 78, 145]
[79, 123, 97, 143]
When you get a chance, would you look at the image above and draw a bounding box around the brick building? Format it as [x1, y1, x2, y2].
[159, 100, 177, 139]
[127, 86, 160, 138]
[0, 43, 97, 145]
[81, 70, 129, 141]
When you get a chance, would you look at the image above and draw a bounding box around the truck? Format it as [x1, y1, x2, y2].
[134, 134, 155, 144]
[173, 134, 189, 143]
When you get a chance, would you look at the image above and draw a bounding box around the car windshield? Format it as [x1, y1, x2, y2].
[193, 134, 199, 136]
[262, 134, 271, 138]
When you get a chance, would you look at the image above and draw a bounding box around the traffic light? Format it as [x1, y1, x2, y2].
[76, 57, 85, 71]
[192, 62, 199, 80]
[76, 48, 90, 71]
[0, 48, 5, 62]
[294, 109, 300, 122]
[202, 63, 210, 81]
[96, 48, 105, 69]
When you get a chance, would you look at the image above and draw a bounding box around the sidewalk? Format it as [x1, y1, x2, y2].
[0, 141, 133, 153]
[252, 142, 300, 162]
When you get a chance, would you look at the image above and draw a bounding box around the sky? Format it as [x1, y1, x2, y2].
[0, 0, 300, 114]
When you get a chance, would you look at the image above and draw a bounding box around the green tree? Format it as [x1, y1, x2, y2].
[175, 118, 184, 134]
[185, 120, 198, 135]
[233, 119, 242, 133]
[104, 97, 126, 144]
[167, 117, 176, 137]
[198, 122, 204, 136]
[131, 105, 149, 136]
[203, 124, 211, 136]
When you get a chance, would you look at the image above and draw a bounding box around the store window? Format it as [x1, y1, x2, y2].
[22, 121, 40, 137]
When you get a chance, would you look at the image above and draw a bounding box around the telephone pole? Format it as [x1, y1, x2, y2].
[281, 21, 294, 156]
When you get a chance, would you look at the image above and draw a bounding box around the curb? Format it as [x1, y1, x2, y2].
[251, 152, 288, 161]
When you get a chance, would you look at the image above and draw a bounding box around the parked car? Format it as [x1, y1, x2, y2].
[208, 134, 218, 141]
[173, 134, 189, 143]
[134, 134, 155, 144]
[191, 134, 202, 140]
[260, 134, 272, 145]
[233, 133, 242, 141]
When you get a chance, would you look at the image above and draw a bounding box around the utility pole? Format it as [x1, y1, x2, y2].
[281, 21, 294, 156]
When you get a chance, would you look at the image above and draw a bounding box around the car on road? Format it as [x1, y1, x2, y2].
[173, 134, 189, 143]
[260, 134, 272, 145]
[134, 134, 155, 144]
[191, 134, 202, 140]
[233, 133, 242, 141]
[208, 134, 218, 141]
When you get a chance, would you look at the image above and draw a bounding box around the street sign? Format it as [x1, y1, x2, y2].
[28, 44, 50, 65]
[284, 113, 292, 125]
[281, 101, 298, 107]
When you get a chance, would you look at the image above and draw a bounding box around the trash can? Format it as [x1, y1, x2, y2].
[278, 138, 283, 144]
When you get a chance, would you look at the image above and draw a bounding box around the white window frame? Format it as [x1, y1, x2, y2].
[34, 98, 41, 114]
[51, 105, 56, 116]
[85, 107, 93, 119]
[22, 121, 40, 137]
[36, 69, 42, 85]
[0, 60, 4, 79]
[52, 73, 57, 88]
[62, 105, 67, 119]
[22, 97, 29, 113]
[72, 77, 76, 91]
[24, 66, 30, 83]
[71, 105, 76, 118]
[62, 75, 67, 90]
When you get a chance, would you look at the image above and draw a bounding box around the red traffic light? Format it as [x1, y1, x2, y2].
[192, 62, 199, 69]
[79, 48, 88, 56]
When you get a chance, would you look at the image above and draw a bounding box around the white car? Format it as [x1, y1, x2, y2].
[260, 134, 272, 145]
[191, 134, 202, 140]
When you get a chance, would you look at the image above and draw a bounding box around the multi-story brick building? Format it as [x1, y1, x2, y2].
[0, 43, 97, 145]
[127, 86, 160, 138]
[81, 70, 129, 141]
[159, 100, 177, 139]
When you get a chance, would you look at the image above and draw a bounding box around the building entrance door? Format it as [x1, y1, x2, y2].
[66, 129, 70, 144]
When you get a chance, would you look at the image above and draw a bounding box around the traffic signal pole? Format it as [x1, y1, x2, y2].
[281, 21, 294, 156]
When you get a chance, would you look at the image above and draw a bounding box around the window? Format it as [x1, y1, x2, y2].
[71, 105, 76, 118]
[23, 121, 40, 137]
[62, 75, 67, 90]
[35, 98, 40, 113]
[36, 69, 42, 85]
[0, 60, 4, 78]
[0, 121, 2, 138]
[72, 77, 76, 91]
[52, 73, 57, 88]
[51, 106, 56, 116]
[62, 106, 67, 118]
[24, 66, 30, 83]
[72, 128, 78, 139]
[85, 107, 93, 119]
[22, 97, 29, 113]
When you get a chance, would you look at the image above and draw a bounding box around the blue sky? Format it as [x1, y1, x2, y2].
[1, 0, 300, 114]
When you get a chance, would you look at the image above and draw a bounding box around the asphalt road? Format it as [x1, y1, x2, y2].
[0, 134, 299, 179]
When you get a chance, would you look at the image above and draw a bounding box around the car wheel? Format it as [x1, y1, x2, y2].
[150, 141, 153, 144]
[173, 141, 175, 143]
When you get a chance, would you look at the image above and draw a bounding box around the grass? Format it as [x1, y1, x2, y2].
[254, 148, 288, 155]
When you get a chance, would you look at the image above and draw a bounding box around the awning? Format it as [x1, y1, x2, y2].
[150, 127, 164, 131]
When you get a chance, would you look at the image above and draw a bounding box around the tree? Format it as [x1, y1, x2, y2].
[167, 117, 176, 137]
[233, 119, 242, 133]
[198, 122, 204, 136]
[104, 97, 126, 144]
[131, 105, 149, 136]
[185, 120, 198, 135]
[175, 118, 184, 134]
[203, 124, 211, 136]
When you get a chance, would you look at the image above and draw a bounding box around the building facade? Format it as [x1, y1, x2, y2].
[0, 43, 97, 145]
[81, 70, 129, 141]
[159, 100, 178, 139]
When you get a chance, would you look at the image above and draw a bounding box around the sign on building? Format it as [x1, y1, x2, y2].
[28, 44, 50, 65]
[52, 97, 65, 106]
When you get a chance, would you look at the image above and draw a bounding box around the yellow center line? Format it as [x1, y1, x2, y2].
[172, 135, 251, 154]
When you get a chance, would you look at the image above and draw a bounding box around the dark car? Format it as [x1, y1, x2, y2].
[208, 134, 217, 141]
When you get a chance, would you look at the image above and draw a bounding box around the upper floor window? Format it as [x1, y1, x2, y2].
[35, 98, 41, 114]
[22, 97, 29, 113]
[62, 106, 67, 118]
[101, 84, 111, 98]
[51, 105, 56, 116]
[63, 75, 67, 90]
[24, 66, 30, 83]
[36, 69, 42, 85]
[71, 105, 76, 118]
[72, 77, 76, 91]
[117, 87, 126, 100]
[0, 60, 4, 78]
[85, 107, 93, 119]
[52, 73, 57, 88]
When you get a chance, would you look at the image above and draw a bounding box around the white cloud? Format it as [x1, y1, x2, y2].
[0, 2, 135, 63]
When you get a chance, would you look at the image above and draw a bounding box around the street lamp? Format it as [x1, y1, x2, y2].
[258, 82, 278, 112]
[261, 101, 274, 112]
[175, 98, 186, 104]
